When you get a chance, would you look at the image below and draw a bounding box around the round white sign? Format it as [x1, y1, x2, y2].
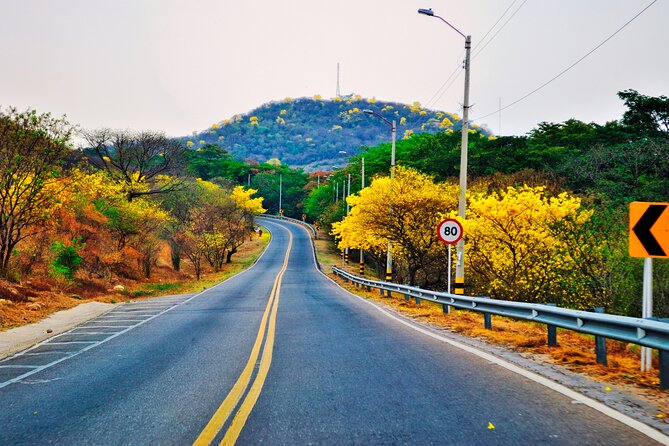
[437, 219, 463, 245]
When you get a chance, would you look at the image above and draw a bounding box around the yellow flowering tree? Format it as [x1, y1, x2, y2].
[440, 117, 454, 129]
[230, 185, 266, 216]
[171, 182, 266, 277]
[464, 185, 599, 307]
[332, 166, 458, 286]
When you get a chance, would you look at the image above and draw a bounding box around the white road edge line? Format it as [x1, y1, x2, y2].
[269, 218, 669, 446]
[0, 232, 275, 390]
[0, 365, 39, 369]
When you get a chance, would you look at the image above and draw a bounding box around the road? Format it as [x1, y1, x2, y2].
[0, 218, 663, 445]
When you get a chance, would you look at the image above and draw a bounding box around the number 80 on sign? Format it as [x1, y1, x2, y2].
[437, 219, 463, 245]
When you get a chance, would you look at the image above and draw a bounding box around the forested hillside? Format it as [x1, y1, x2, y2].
[185, 95, 491, 170]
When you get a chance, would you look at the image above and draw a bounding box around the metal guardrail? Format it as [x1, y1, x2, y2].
[259, 214, 318, 239]
[332, 266, 669, 389]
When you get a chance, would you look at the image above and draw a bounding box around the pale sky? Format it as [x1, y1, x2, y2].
[1, 0, 667, 142]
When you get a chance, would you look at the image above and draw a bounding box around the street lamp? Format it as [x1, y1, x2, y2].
[363, 109, 396, 295]
[419, 7, 471, 296]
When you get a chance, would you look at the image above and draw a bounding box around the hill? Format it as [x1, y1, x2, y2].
[184, 95, 491, 171]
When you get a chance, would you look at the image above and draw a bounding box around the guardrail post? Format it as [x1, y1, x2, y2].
[484, 297, 492, 329]
[379, 287, 384, 296]
[660, 350, 668, 390]
[442, 304, 449, 314]
[415, 294, 421, 305]
[404, 293, 410, 302]
[594, 307, 607, 366]
[547, 303, 558, 347]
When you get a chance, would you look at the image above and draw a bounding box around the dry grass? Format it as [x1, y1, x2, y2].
[0, 230, 270, 330]
[316, 233, 668, 415]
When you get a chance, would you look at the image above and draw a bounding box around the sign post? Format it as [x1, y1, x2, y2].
[437, 219, 464, 294]
[629, 202, 669, 372]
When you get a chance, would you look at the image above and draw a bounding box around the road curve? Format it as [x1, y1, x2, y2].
[0, 218, 663, 445]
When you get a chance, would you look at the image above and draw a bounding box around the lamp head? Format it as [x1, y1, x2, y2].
[362, 109, 375, 115]
[418, 8, 434, 16]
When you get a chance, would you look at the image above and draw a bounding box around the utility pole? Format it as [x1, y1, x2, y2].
[346, 174, 351, 215]
[363, 110, 396, 294]
[386, 120, 396, 291]
[278, 173, 283, 216]
[345, 173, 351, 265]
[498, 97, 502, 136]
[360, 158, 365, 276]
[419, 7, 471, 296]
[453, 34, 472, 295]
[336, 62, 341, 98]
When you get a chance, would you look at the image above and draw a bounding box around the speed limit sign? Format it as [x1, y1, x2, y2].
[437, 219, 463, 245]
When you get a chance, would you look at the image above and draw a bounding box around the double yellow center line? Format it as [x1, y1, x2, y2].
[194, 230, 292, 446]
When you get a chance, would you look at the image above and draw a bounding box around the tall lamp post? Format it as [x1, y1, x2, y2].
[419, 7, 471, 295]
[278, 173, 283, 217]
[359, 157, 365, 276]
[363, 110, 395, 295]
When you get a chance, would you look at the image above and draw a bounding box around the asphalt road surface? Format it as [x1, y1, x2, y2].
[0, 219, 663, 445]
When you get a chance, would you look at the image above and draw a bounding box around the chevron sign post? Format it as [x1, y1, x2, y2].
[629, 202, 669, 372]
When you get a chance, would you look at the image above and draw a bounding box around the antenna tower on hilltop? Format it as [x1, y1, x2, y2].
[336, 62, 341, 98]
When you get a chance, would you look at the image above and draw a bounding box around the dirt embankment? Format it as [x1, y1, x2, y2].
[0, 233, 269, 331]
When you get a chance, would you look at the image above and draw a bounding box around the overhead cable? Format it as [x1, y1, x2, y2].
[473, 0, 658, 121]
[425, 0, 523, 109]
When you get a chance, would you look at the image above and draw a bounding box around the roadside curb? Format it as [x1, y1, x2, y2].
[0, 302, 116, 360]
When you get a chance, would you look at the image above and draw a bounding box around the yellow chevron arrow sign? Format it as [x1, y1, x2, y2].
[629, 202, 669, 258]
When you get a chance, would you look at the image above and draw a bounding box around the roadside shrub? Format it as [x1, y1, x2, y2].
[49, 238, 85, 281]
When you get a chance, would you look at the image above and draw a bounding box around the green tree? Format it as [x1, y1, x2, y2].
[185, 144, 250, 183]
[251, 165, 308, 218]
[618, 89, 669, 135]
[303, 185, 335, 222]
[49, 238, 85, 280]
[0, 108, 73, 277]
[160, 180, 207, 270]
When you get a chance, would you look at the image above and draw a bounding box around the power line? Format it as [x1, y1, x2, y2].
[472, 0, 528, 61]
[473, 0, 658, 122]
[425, 56, 463, 108]
[425, 0, 523, 109]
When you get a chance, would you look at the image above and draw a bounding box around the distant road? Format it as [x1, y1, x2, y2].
[0, 219, 662, 445]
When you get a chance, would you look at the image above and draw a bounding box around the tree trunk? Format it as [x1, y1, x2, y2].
[168, 240, 181, 271]
[194, 258, 201, 280]
[142, 255, 152, 278]
[226, 247, 237, 264]
[0, 240, 17, 279]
